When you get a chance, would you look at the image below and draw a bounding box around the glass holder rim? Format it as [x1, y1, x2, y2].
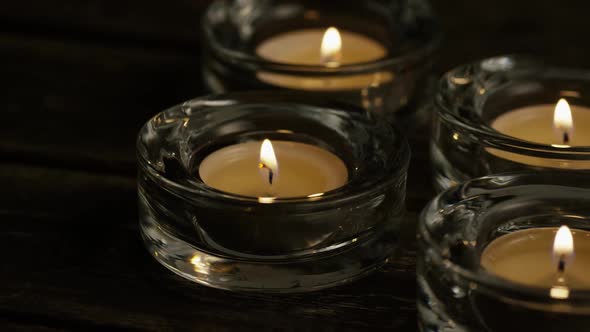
[201, 0, 441, 75]
[137, 93, 411, 208]
[420, 171, 590, 303]
[436, 55, 590, 155]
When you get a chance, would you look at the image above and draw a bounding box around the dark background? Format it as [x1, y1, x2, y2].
[1, 1, 589, 331]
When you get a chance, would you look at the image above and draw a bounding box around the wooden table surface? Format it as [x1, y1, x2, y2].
[2, 1, 590, 330]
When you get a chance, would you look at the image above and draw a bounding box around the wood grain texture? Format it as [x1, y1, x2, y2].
[0, 161, 426, 332]
[1, 0, 590, 330]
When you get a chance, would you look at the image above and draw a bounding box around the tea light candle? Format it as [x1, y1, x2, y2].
[481, 226, 590, 294]
[199, 139, 348, 198]
[255, 27, 391, 91]
[489, 99, 590, 168]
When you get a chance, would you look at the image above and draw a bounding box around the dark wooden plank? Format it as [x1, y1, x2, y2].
[0, 163, 135, 219]
[0, 163, 419, 331]
[3, 0, 590, 70]
[0, 322, 69, 332]
[0, 226, 417, 331]
[433, 1, 590, 71]
[0, 0, 210, 49]
[0, 32, 203, 174]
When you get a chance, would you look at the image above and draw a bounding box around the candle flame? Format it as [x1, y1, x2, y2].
[259, 139, 278, 186]
[553, 225, 574, 267]
[320, 27, 342, 68]
[553, 98, 574, 144]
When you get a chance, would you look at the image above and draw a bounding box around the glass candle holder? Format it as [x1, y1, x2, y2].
[201, 0, 440, 114]
[419, 172, 590, 332]
[432, 55, 590, 192]
[137, 92, 410, 293]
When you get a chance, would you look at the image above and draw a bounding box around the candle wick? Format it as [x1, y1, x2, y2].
[259, 163, 274, 185]
[558, 254, 566, 273]
[268, 168, 274, 185]
[563, 132, 570, 144]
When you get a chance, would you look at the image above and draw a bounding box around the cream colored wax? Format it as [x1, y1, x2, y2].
[481, 228, 590, 289]
[255, 28, 391, 91]
[489, 103, 590, 169]
[198, 141, 348, 198]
